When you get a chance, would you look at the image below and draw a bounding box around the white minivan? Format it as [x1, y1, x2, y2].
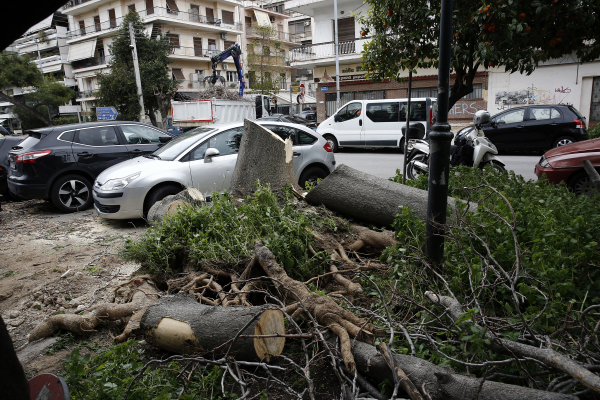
[316, 98, 437, 152]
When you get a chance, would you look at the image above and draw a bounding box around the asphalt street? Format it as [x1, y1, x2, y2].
[334, 149, 540, 181]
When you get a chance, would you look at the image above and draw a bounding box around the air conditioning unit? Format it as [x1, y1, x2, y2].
[220, 32, 227, 40]
[303, 21, 310, 26]
[222, 64, 228, 70]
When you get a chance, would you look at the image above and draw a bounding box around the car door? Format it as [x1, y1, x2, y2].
[333, 102, 363, 147]
[262, 124, 303, 172]
[118, 124, 172, 158]
[188, 127, 242, 194]
[525, 107, 562, 150]
[363, 101, 400, 147]
[72, 125, 130, 178]
[483, 108, 527, 150]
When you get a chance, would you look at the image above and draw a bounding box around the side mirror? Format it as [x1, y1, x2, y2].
[159, 136, 172, 143]
[334, 114, 341, 122]
[204, 147, 220, 163]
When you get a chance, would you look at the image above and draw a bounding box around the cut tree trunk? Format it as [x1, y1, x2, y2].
[229, 119, 301, 197]
[140, 293, 285, 361]
[352, 341, 576, 400]
[147, 187, 205, 224]
[582, 160, 600, 192]
[305, 164, 474, 226]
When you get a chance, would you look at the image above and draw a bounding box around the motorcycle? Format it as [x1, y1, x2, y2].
[405, 110, 505, 180]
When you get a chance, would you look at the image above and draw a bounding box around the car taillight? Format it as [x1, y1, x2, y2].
[430, 109, 433, 125]
[574, 119, 584, 128]
[323, 142, 333, 152]
[179, 127, 183, 132]
[14, 150, 52, 163]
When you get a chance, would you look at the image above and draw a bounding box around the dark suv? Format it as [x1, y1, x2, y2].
[479, 105, 587, 152]
[8, 121, 172, 213]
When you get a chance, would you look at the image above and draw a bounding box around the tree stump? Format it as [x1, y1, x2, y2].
[147, 187, 205, 224]
[229, 119, 301, 197]
[140, 294, 285, 361]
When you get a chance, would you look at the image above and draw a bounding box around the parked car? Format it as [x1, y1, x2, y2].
[316, 97, 437, 153]
[7, 121, 173, 213]
[534, 138, 600, 196]
[93, 121, 336, 219]
[0, 136, 25, 199]
[258, 114, 318, 130]
[472, 105, 588, 153]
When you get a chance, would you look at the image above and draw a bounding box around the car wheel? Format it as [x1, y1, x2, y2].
[398, 139, 405, 154]
[299, 166, 329, 190]
[50, 175, 93, 213]
[568, 171, 598, 197]
[406, 153, 429, 180]
[324, 135, 339, 153]
[143, 184, 182, 217]
[553, 136, 575, 148]
[479, 160, 506, 174]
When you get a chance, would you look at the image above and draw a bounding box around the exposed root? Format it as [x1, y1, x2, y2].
[349, 226, 397, 252]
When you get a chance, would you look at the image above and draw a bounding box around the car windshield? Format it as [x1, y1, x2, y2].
[284, 116, 311, 125]
[153, 128, 215, 161]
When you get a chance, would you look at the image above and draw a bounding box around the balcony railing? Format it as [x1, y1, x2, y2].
[76, 89, 98, 98]
[289, 37, 369, 62]
[176, 80, 240, 90]
[169, 46, 227, 58]
[67, 7, 242, 40]
[246, 1, 305, 17]
[72, 56, 107, 70]
[246, 27, 302, 43]
[63, 0, 95, 10]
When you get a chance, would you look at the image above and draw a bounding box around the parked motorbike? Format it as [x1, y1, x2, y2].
[405, 110, 505, 180]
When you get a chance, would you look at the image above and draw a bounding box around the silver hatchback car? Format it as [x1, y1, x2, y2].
[93, 121, 336, 219]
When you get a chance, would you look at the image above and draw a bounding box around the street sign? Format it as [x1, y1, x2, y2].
[299, 84, 305, 96]
[291, 85, 300, 93]
[297, 94, 305, 105]
[59, 105, 81, 114]
[96, 107, 119, 121]
[321, 86, 329, 92]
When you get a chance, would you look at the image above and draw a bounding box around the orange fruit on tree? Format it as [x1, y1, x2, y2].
[388, 9, 393, 15]
[483, 23, 488, 29]
[382, 23, 387, 28]
[519, 13, 526, 19]
[361, 30, 366, 36]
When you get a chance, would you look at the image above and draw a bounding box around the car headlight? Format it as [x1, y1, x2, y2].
[101, 172, 141, 191]
[539, 156, 552, 168]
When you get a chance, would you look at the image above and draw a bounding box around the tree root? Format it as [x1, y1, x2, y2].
[349, 225, 397, 252]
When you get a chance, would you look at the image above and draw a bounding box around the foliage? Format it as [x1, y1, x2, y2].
[359, 0, 600, 107]
[245, 24, 286, 95]
[14, 77, 76, 129]
[122, 183, 341, 281]
[385, 167, 600, 379]
[52, 115, 79, 126]
[64, 340, 235, 400]
[588, 122, 600, 139]
[96, 11, 178, 126]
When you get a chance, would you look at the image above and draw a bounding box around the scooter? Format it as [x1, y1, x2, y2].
[405, 110, 505, 180]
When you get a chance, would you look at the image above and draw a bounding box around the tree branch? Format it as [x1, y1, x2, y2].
[0, 92, 52, 126]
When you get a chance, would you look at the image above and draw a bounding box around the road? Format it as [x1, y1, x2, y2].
[334, 149, 540, 181]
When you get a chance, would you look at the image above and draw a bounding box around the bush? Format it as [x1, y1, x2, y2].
[588, 122, 600, 139]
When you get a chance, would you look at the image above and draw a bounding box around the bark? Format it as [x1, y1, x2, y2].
[229, 119, 301, 197]
[147, 187, 205, 223]
[349, 226, 397, 252]
[582, 160, 600, 192]
[305, 164, 473, 226]
[377, 342, 424, 400]
[426, 291, 600, 394]
[27, 280, 160, 342]
[0, 92, 51, 126]
[353, 341, 576, 400]
[140, 293, 285, 361]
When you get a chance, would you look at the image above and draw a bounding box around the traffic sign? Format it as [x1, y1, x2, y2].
[299, 83, 305, 96]
[297, 94, 305, 105]
[96, 107, 118, 121]
[291, 85, 300, 93]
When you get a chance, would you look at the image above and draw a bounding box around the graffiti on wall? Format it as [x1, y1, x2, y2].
[449, 101, 481, 115]
[495, 84, 573, 110]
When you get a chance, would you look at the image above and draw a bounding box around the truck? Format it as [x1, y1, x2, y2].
[168, 44, 275, 132]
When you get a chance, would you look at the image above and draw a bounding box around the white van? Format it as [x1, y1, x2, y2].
[316, 98, 437, 152]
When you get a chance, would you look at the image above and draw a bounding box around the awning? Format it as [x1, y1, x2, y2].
[166, 0, 180, 11]
[40, 64, 63, 73]
[24, 14, 53, 35]
[68, 38, 97, 62]
[172, 68, 185, 80]
[254, 10, 271, 26]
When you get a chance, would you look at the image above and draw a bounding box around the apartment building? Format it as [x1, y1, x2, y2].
[1, 12, 74, 131]
[62, 0, 243, 113]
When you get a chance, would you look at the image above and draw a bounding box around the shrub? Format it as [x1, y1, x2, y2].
[588, 122, 600, 139]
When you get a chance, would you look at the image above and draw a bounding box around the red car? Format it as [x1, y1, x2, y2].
[535, 138, 600, 196]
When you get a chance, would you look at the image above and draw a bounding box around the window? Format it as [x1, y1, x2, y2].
[226, 71, 237, 82]
[224, 40, 235, 49]
[79, 21, 86, 35]
[411, 84, 482, 99]
[171, 68, 185, 80]
[190, 4, 200, 22]
[263, 125, 298, 144]
[193, 37, 202, 56]
[146, 0, 154, 15]
[128, 4, 136, 12]
[58, 131, 75, 142]
[222, 10, 234, 25]
[75, 126, 120, 146]
[366, 102, 399, 123]
[167, 33, 180, 48]
[121, 124, 167, 144]
[399, 101, 426, 122]
[530, 107, 561, 120]
[189, 141, 208, 160]
[336, 102, 361, 122]
[298, 131, 316, 145]
[206, 7, 215, 23]
[464, 84, 483, 99]
[108, 9, 116, 28]
[495, 109, 525, 125]
[166, 0, 179, 14]
[207, 39, 216, 55]
[94, 16, 101, 32]
[207, 127, 243, 156]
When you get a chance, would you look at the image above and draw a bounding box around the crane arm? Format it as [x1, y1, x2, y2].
[205, 43, 245, 96]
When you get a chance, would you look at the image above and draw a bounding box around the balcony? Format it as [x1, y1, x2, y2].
[245, 1, 305, 17]
[76, 89, 98, 99]
[67, 15, 124, 40]
[72, 56, 107, 70]
[246, 27, 302, 44]
[169, 46, 233, 59]
[289, 37, 369, 67]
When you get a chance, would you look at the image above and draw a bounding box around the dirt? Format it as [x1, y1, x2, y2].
[0, 198, 148, 377]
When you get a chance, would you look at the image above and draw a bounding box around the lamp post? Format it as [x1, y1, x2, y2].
[425, 0, 454, 265]
[35, 38, 53, 124]
[333, 0, 340, 110]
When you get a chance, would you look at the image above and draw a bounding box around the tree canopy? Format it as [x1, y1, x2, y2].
[359, 0, 600, 107]
[245, 24, 286, 96]
[97, 11, 178, 126]
[0, 52, 74, 127]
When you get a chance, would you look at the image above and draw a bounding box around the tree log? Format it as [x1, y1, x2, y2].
[305, 164, 474, 226]
[582, 160, 600, 192]
[147, 187, 205, 223]
[229, 119, 301, 197]
[352, 341, 576, 400]
[140, 293, 285, 361]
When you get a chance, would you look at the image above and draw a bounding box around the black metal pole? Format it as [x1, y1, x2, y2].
[402, 70, 412, 185]
[426, 0, 454, 265]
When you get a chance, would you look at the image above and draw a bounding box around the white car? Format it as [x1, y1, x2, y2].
[92, 121, 336, 219]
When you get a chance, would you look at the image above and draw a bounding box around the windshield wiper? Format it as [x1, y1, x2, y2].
[144, 154, 161, 160]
